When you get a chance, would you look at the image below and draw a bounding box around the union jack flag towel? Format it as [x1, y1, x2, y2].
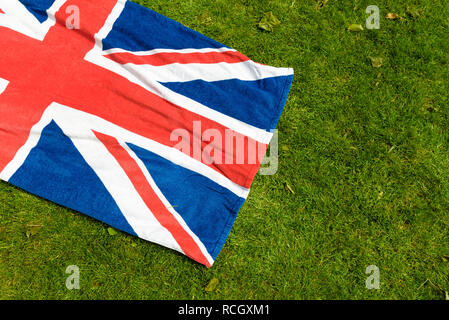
[0, 0, 293, 267]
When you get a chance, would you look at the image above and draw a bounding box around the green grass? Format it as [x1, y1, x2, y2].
[1, 0, 449, 300]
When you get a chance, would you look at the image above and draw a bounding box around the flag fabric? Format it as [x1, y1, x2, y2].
[0, 0, 293, 267]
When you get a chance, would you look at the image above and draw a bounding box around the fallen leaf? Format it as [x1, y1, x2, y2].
[285, 182, 295, 194]
[377, 191, 384, 200]
[205, 278, 219, 292]
[348, 24, 363, 32]
[258, 12, 281, 32]
[107, 227, 118, 236]
[369, 56, 384, 68]
[386, 13, 400, 20]
[442, 255, 449, 262]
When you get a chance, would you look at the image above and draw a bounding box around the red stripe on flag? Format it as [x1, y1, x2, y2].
[94, 131, 212, 267]
[104, 50, 251, 66]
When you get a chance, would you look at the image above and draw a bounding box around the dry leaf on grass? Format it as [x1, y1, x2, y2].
[386, 13, 400, 20]
[348, 24, 364, 32]
[258, 12, 281, 32]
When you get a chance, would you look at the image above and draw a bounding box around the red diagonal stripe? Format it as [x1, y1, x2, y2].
[94, 131, 211, 267]
[104, 50, 251, 66]
[0, 9, 4, 14]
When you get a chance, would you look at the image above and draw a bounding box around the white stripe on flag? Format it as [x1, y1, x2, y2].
[120, 60, 294, 83]
[102, 47, 238, 56]
[0, 77, 9, 95]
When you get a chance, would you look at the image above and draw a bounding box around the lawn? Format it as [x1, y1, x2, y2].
[1, 0, 448, 300]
